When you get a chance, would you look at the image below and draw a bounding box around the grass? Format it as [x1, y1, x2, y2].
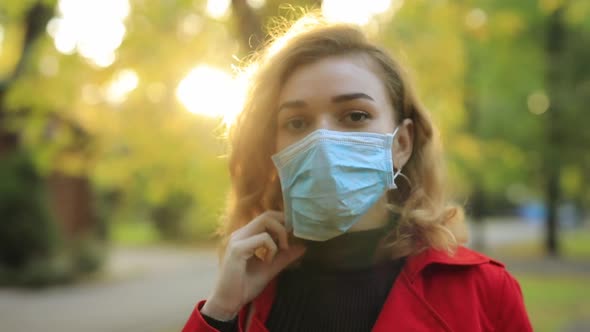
[111, 221, 160, 247]
[516, 274, 590, 332]
[110, 221, 219, 249]
[562, 228, 590, 258]
[493, 225, 590, 331]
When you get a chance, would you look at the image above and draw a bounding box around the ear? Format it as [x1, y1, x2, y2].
[392, 118, 414, 171]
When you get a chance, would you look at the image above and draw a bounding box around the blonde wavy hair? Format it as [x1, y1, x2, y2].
[220, 15, 467, 259]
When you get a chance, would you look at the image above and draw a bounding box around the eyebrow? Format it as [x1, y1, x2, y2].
[277, 100, 307, 112]
[278, 92, 375, 112]
[332, 92, 375, 103]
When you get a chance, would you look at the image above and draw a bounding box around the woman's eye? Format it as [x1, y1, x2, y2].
[285, 118, 307, 131]
[343, 111, 370, 123]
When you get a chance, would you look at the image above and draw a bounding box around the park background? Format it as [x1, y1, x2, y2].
[0, 0, 589, 331]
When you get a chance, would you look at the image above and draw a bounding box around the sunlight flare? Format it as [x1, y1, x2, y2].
[206, 0, 231, 19]
[105, 69, 139, 105]
[0, 25, 4, 55]
[322, 0, 397, 25]
[47, 0, 130, 67]
[176, 65, 245, 124]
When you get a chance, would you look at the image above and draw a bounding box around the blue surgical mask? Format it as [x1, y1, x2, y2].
[271, 128, 402, 241]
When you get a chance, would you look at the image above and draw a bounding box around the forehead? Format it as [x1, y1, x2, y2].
[279, 55, 389, 103]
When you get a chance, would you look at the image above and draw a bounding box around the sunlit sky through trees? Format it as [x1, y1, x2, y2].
[46, 0, 399, 123]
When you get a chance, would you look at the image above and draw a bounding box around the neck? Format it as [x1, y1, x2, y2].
[297, 226, 391, 270]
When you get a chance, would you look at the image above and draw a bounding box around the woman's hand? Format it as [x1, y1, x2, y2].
[200, 211, 306, 321]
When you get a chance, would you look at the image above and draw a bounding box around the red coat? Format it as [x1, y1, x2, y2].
[183, 246, 532, 332]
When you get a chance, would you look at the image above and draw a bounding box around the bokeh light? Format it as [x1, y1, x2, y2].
[0, 25, 4, 55]
[46, 0, 130, 67]
[247, 0, 266, 10]
[176, 65, 245, 123]
[38, 55, 59, 77]
[206, 0, 231, 19]
[322, 0, 395, 25]
[527, 90, 550, 115]
[178, 13, 204, 38]
[465, 8, 488, 30]
[105, 69, 139, 105]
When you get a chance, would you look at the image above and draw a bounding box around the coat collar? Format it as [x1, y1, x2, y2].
[373, 246, 502, 332]
[404, 245, 503, 283]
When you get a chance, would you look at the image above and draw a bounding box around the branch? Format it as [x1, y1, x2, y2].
[0, 2, 54, 94]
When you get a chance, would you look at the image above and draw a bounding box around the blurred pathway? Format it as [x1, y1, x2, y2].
[467, 217, 544, 249]
[469, 218, 590, 276]
[0, 247, 218, 332]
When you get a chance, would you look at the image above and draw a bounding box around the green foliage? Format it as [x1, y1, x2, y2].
[150, 191, 194, 240]
[0, 254, 74, 287]
[2, 0, 231, 241]
[0, 150, 107, 287]
[0, 0, 40, 20]
[70, 236, 107, 274]
[0, 150, 57, 269]
[0, 236, 107, 287]
[377, 0, 590, 209]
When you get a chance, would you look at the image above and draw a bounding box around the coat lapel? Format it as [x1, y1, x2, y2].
[372, 269, 454, 332]
[242, 280, 276, 332]
[372, 247, 495, 332]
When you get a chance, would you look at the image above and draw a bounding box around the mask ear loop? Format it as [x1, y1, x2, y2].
[390, 126, 406, 189]
[387, 125, 412, 226]
[385, 168, 412, 231]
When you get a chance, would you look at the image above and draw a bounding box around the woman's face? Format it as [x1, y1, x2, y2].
[275, 55, 414, 232]
[276, 55, 396, 152]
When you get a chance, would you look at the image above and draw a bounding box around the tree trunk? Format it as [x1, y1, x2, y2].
[231, 0, 265, 52]
[544, 6, 566, 257]
[47, 173, 95, 238]
[0, 2, 97, 241]
[0, 3, 53, 158]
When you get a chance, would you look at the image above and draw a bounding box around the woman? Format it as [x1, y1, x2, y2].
[182, 15, 532, 332]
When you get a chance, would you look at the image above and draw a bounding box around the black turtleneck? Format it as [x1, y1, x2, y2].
[203, 227, 405, 332]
